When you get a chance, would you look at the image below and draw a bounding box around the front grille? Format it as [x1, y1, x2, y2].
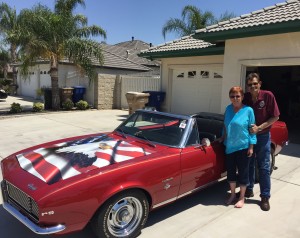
[4, 180, 39, 221]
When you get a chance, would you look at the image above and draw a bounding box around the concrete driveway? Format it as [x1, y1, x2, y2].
[1, 108, 300, 238]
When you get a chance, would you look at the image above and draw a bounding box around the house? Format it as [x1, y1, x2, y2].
[15, 38, 160, 108]
[140, 0, 300, 127]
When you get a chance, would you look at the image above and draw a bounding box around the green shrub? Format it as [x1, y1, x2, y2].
[9, 102, 22, 113]
[75, 100, 89, 110]
[32, 102, 44, 112]
[35, 88, 44, 98]
[62, 98, 74, 110]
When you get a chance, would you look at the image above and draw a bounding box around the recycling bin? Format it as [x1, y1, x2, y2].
[125, 91, 150, 114]
[72, 86, 86, 103]
[143, 91, 166, 111]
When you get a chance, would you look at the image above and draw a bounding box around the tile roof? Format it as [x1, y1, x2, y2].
[196, 0, 300, 34]
[99, 44, 151, 71]
[140, 36, 214, 54]
[105, 41, 160, 66]
[60, 43, 152, 71]
[140, 0, 300, 57]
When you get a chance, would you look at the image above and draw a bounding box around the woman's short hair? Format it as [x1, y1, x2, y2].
[229, 86, 244, 96]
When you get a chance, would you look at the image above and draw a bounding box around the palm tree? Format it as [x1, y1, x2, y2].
[217, 11, 236, 23]
[162, 5, 235, 39]
[0, 47, 10, 80]
[18, 0, 106, 110]
[0, 3, 22, 87]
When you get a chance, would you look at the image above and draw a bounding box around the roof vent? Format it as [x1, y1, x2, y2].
[132, 36, 134, 41]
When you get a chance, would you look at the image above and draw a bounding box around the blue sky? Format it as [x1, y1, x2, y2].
[3, 0, 283, 46]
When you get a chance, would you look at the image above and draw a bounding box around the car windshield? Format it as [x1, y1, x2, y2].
[115, 111, 189, 147]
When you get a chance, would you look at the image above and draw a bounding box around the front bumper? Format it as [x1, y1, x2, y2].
[3, 202, 66, 235]
[1, 181, 65, 235]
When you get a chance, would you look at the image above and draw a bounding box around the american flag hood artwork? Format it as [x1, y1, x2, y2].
[16, 134, 151, 185]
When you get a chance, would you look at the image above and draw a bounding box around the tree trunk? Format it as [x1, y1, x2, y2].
[50, 56, 60, 110]
[10, 44, 18, 94]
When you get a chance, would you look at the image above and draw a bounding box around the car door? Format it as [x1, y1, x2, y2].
[178, 119, 224, 196]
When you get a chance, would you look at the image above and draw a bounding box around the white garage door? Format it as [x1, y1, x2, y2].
[20, 74, 39, 98]
[171, 66, 223, 115]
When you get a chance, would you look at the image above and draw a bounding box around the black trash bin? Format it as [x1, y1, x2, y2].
[143, 91, 166, 111]
[72, 86, 86, 103]
[43, 88, 52, 110]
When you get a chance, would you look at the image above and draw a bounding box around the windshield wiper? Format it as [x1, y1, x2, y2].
[115, 128, 127, 139]
[134, 131, 156, 148]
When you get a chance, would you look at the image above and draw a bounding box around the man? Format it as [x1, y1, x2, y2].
[243, 73, 280, 211]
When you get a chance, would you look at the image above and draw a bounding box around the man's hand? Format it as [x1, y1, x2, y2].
[249, 124, 261, 134]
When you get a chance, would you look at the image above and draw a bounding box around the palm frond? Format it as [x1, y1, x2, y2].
[76, 25, 107, 39]
[162, 18, 188, 39]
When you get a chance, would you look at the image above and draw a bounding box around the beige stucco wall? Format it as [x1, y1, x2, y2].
[221, 31, 300, 112]
[160, 55, 224, 111]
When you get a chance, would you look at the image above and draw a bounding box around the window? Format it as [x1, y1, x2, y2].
[188, 71, 196, 78]
[214, 72, 223, 78]
[201, 71, 209, 78]
[186, 120, 200, 146]
[176, 72, 184, 78]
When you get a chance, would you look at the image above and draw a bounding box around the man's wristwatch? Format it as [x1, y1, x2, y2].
[258, 126, 262, 132]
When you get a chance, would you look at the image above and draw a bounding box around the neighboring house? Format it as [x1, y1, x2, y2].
[114, 37, 160, 75]
[15, 39, 160, 107]
[140, 0, 300, 125]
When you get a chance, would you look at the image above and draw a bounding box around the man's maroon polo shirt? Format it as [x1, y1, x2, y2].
[243, 90, 280, 134]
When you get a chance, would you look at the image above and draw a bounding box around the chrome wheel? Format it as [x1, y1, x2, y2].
[107, 196, 143, 237]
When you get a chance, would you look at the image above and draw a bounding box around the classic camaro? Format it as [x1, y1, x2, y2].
[0, 110, 288, 238]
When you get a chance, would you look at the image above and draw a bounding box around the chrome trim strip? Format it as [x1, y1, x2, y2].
[177, 178, 225, 199]
[153, 178, 226, 209]
[3, 202, 66, 235]
[152, 197, 177, 209]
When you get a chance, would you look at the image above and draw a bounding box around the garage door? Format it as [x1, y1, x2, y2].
[20, 74, 39, 98]
[171, 66, 223, 115]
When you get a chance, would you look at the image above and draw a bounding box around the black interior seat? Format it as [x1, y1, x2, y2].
[196, 118, 223, 141]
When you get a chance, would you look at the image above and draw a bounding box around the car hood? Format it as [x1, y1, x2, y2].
[16, 134, 152, 185]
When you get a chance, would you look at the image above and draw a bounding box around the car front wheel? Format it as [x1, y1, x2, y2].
[92, 190, 149, 238]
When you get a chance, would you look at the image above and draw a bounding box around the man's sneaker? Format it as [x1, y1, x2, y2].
[261, 197, 270, 211]
[236, 189, 254, 198]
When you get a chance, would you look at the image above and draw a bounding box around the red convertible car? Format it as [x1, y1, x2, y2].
[1, 110, 288, 238]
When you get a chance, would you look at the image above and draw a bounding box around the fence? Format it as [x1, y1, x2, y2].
[94, 74, 161, 110]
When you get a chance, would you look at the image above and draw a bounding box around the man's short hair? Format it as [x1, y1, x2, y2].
[247, 72, 261, 81]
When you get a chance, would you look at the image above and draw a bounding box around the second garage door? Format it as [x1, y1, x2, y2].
[171, 66, 223, 115]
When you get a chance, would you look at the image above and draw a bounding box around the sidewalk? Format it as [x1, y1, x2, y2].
[0, 95, 42, 114]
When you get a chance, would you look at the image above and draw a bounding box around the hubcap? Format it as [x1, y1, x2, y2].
[107, 196, 143, 237]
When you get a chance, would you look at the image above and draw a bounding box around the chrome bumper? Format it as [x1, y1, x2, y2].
[3, 202, 66, 235]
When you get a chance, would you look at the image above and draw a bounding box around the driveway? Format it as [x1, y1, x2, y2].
[1, 108, 300, 238]
[0, 95, 43, 114]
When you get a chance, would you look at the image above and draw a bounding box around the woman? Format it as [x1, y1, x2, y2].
[223, 86, 257, 208]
